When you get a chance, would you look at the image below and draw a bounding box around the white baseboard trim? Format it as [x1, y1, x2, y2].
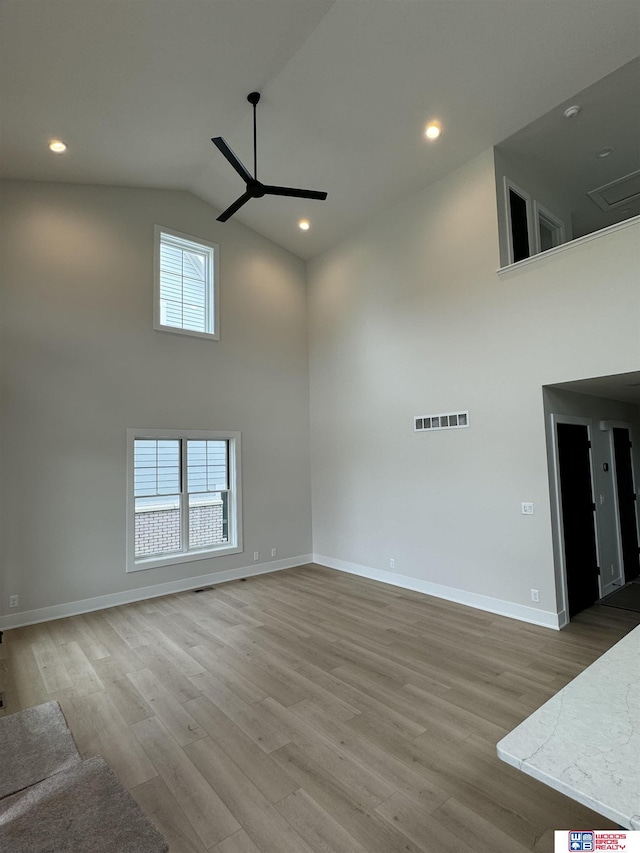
[313, 554, 562, 630]
[0, 554, 313, 631]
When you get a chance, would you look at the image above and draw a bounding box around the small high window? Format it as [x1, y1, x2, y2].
[154, 226, 219, 339]
[127, 429, 241, 571]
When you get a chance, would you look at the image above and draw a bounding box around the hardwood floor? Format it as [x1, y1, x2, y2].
[1, 565, 638, 853]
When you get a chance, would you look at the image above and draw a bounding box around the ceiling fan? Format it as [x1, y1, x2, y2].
[211, 92, 327, 222]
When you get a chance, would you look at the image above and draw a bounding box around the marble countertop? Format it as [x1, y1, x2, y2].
[497, 624, 640, 829]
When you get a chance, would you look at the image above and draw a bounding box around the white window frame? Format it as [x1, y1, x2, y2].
[126, 428, 242, 572]
[532, 201, 565, 254]
[503, 178, 535, 265]
[154, 226, 220, 340]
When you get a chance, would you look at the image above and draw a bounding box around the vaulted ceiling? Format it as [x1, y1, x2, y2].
[1, 1, 638, 259]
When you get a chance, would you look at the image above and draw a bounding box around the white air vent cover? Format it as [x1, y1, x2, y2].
[414, 411, 469, 432]
[587, 169, 640, 211]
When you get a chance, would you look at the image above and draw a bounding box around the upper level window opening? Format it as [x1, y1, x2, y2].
[154, 226, 219, 340]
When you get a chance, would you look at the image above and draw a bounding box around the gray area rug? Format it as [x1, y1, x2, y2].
[601, 581, 640, 613]
[0, 700, 81, 800]
[0, 756, 168, 853]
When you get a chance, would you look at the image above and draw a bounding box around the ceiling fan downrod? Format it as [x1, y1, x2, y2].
[247, 91, 260, 180]
[211, 91, 327, 223]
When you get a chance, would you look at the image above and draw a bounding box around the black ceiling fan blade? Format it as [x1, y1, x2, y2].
[211, 137, 253, 184]
[217, 191, 252, 222]
[263, 185, 327, 200]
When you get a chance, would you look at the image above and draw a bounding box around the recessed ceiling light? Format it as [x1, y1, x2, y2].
[425, 122, 441, 140]
[597, 147, 612, 158]
[49, 139, 67, 153]
[298, 219, 310, 231]
[563, 105, 581, 119]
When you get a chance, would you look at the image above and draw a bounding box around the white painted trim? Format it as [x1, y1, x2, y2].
[313, 554, 561, 630]
[608, 420, 640, 585]
[153, 324, 219, 342]
[608, 420, 627, 588]
[0, 555, 313, 631]
[532, 200, 565, 254]
[498, 214, 640, 276]
[153, 224, 220, 340]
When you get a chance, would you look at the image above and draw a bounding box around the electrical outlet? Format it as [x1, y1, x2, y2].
[521, 502, 534, 515]
[530, 588, 539, 603]
[253, 551, 259, 561]
[9, 595, 19, 609]
[389, 558, 395, 569]
[271, 548, 277, 558]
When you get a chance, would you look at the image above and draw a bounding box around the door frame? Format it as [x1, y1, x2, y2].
[549, 414, 603, 627]
[609, 420, 640, 584]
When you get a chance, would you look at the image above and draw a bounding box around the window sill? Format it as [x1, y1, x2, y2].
[127, 543, 242, 573]
[153, 322, 219, 341]
[497, 215, 640, 278]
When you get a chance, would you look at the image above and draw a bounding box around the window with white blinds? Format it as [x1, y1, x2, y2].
[154, 226, 219, 339]
[127, 429, 241, 571]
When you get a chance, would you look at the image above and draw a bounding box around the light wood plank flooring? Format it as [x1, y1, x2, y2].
[1, 565, 638, 853]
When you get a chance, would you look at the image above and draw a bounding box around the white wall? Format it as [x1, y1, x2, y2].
[2, 167, 639, 632]
[0, 181, 312, 622]
[307, 149, 640, 626]
[543, 387, 640, 600]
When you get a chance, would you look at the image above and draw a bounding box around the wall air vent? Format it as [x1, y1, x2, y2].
[587, 169, 640, 212]
[414, 411, 469, 432]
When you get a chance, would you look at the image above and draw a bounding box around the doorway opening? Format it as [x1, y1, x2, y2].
[551, 417, 601, 620]
[544, 375, 640, 626]
[611, 425, 640, 584]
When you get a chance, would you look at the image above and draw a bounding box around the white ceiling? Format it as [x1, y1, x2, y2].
[498, 57, 640, 239]
[1, 1, 639, 260]
[548, 373, 640, 407]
